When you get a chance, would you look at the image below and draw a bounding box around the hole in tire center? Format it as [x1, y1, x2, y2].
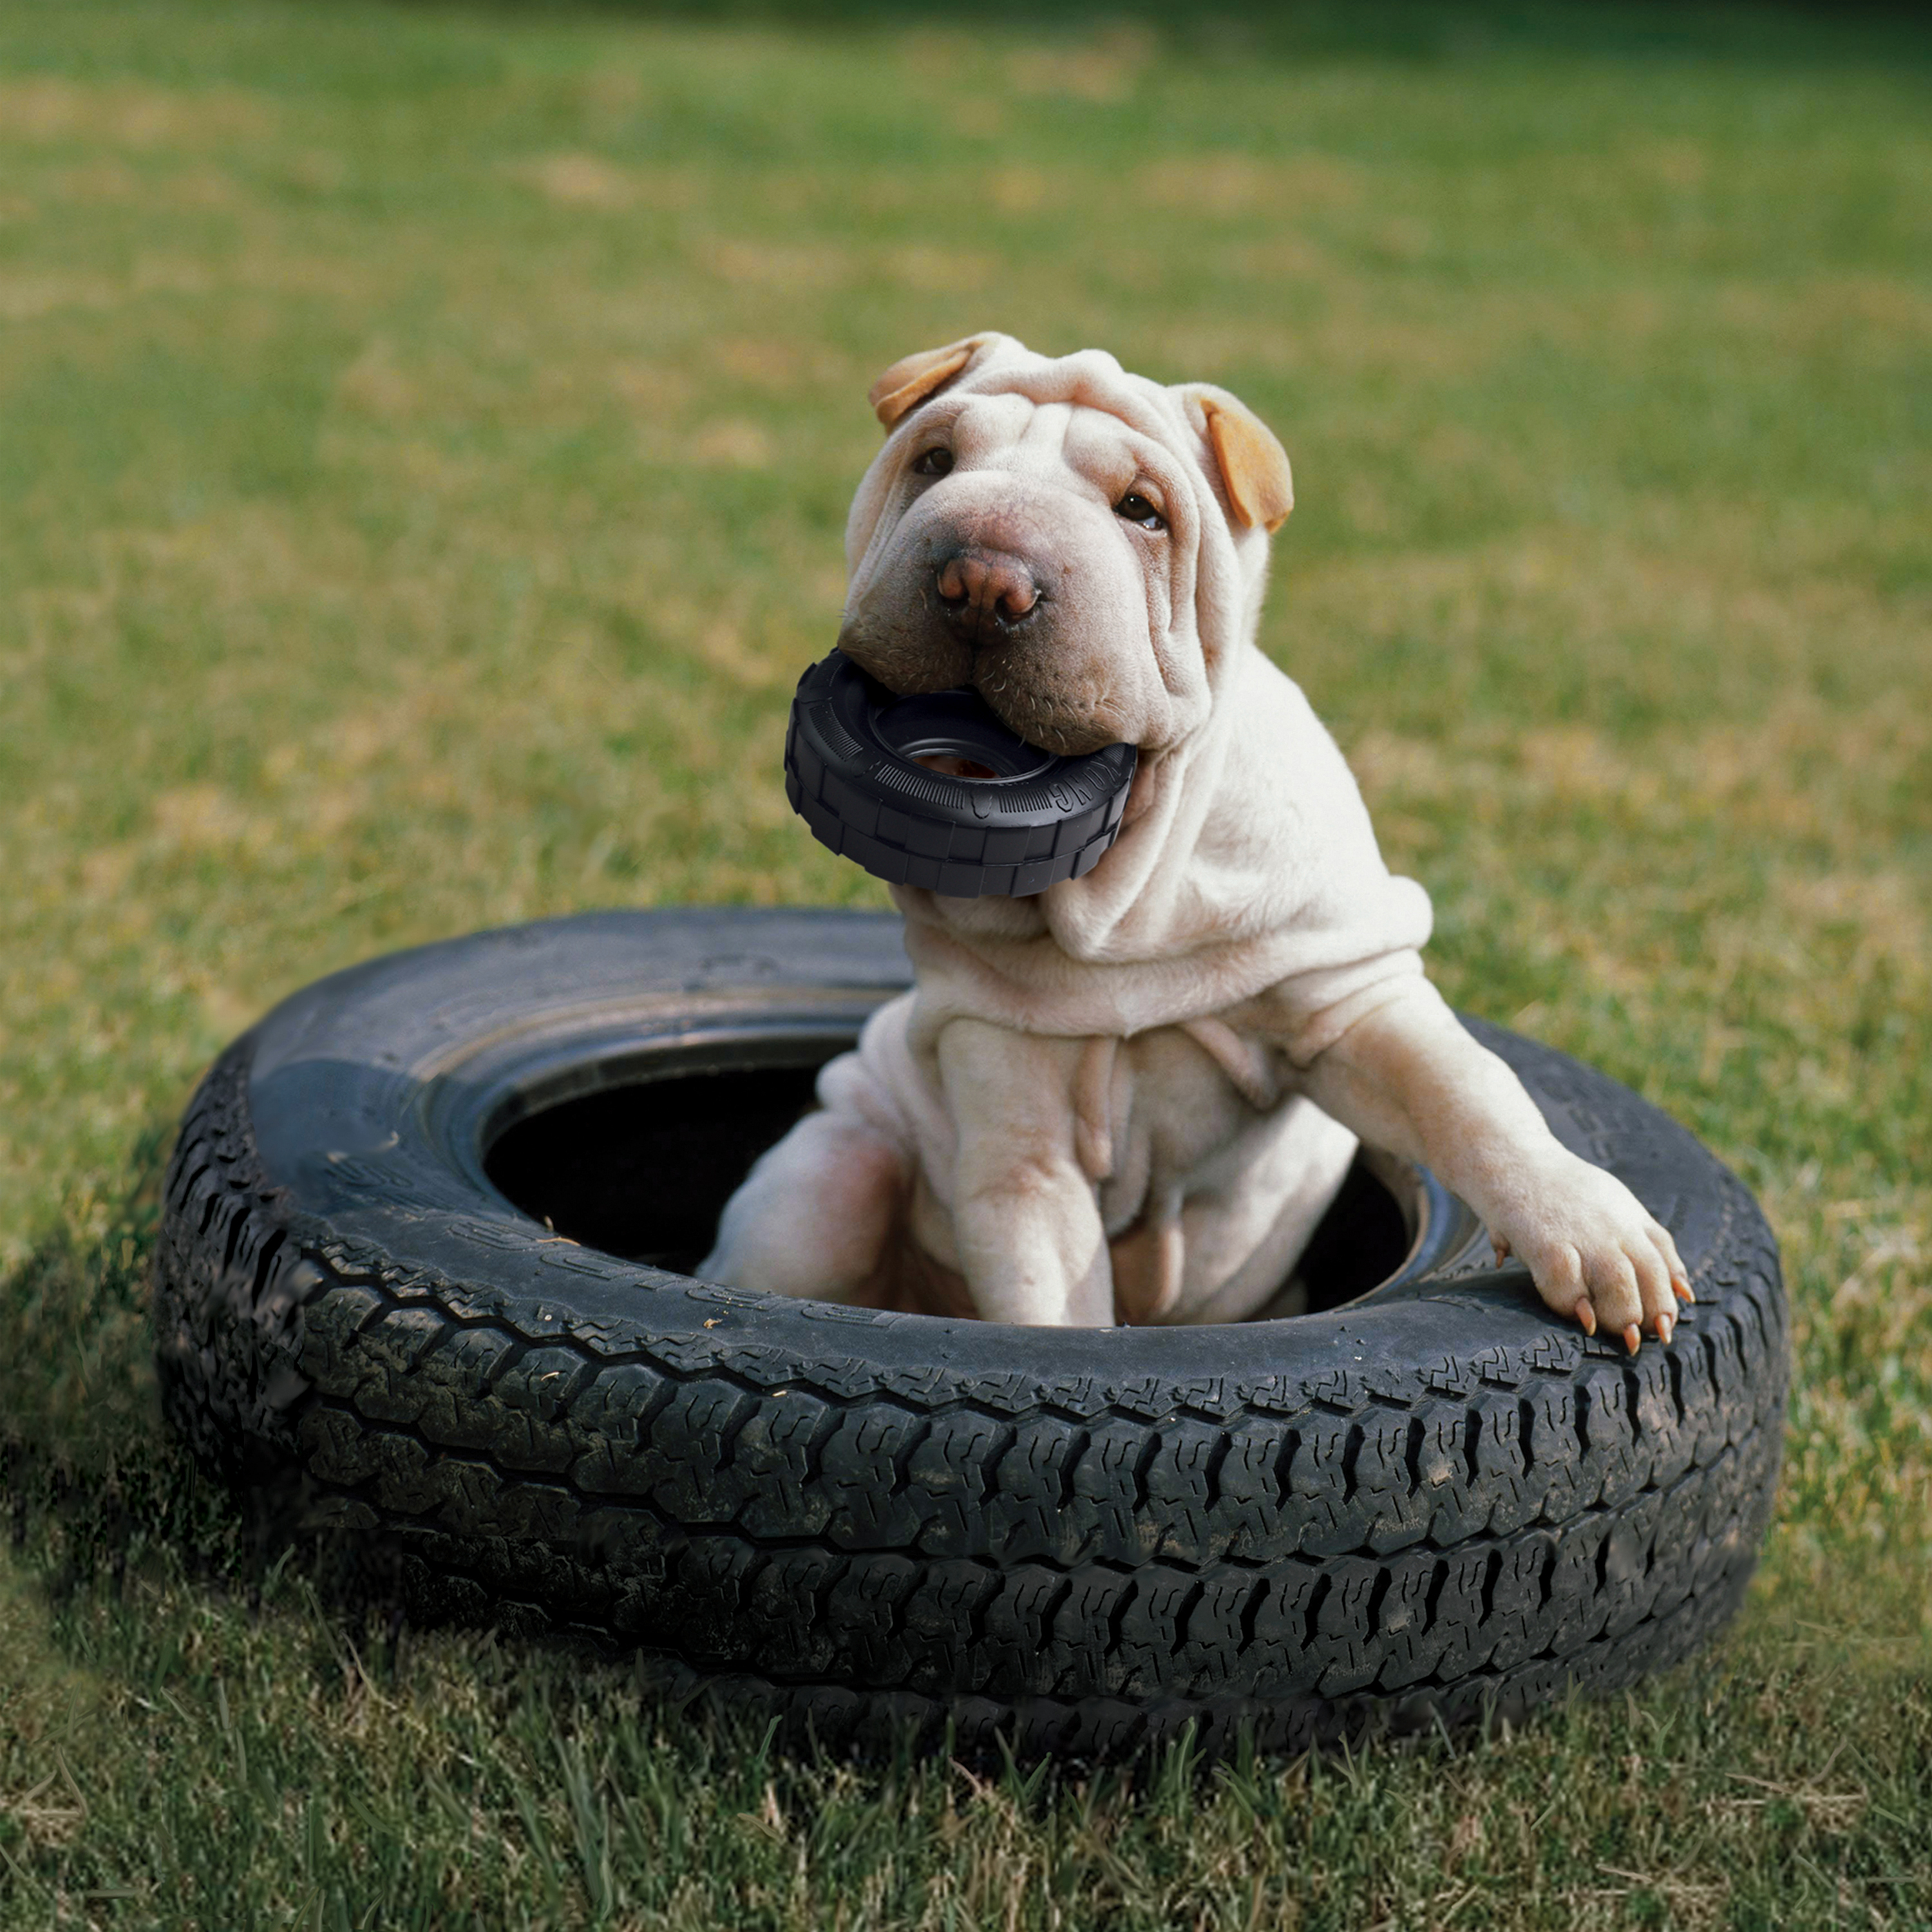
[483, 1057, 1411, 1316]
[913, 752, 1000, 781]
[873, 690, 1055, 782]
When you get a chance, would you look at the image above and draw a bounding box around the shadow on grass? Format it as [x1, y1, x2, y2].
[0, 1139, 424, 1667]
[0, 1135, 191, 1600]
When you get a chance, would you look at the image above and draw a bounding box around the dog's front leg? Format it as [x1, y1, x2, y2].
[1296, 983, 1692, 1352]
[935, 1019, 1113, 1327]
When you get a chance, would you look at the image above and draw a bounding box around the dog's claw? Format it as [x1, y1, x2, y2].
[1623, 1323, 1642, 1355]
[1674, 1279, 1696, 1303]
[1574, 1298, 1596, 1337]
[1656, 1311, 1674, 1345]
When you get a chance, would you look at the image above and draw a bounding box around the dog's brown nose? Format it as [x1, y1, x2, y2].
[935, 548, 1038, 624]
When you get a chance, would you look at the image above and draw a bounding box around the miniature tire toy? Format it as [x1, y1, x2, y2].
[154, 907, 1787, 1758]
[785, 651, 1137, 896]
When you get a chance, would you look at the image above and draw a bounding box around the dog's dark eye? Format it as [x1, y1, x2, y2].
[1115, 493, 1166, 531]
[912, 447, 954, 478]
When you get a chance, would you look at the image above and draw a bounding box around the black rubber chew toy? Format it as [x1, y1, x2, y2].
[785, 651, 1137, 898]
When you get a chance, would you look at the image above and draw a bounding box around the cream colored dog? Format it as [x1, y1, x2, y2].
[703, 334, 1689, 1350]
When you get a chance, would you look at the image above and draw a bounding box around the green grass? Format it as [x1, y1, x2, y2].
[1, 0, 1929, 1922]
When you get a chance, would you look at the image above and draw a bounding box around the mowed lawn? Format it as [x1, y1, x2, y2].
[1, 0, 1929, 1924]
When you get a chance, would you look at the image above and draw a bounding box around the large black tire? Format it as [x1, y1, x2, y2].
[153, 908, 1788, 1758]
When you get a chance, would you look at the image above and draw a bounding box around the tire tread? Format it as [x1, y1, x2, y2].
[154, 1026, 1787, 1756]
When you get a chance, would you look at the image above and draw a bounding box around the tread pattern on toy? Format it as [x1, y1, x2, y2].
[785, 652, 1135, 898]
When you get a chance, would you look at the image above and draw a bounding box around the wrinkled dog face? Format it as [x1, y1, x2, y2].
[835, 337, 1293, 759]
[837, 389, 1192, 756]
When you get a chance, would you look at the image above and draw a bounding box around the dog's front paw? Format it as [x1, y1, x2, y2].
[1489, 1154, 1693, 1354]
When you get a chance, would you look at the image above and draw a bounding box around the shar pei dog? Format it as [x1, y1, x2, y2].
[703, 332, 1690, 1351]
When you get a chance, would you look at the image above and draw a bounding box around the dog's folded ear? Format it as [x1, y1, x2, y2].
[868, 334, 997, 429]
[1189, 388, 1294, 533]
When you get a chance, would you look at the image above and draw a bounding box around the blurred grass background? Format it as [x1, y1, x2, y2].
[0, 0, 1928, 1924]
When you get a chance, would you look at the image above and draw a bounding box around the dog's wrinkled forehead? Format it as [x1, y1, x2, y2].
[849, 333, 1289, 590]
[922, 345, 1197, 474]
[941, 386, 1166, 469]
